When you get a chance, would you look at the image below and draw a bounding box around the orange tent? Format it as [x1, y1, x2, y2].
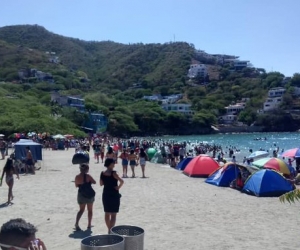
[183, 154, 219, 177]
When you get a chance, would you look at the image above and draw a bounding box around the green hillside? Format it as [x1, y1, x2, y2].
[0, 24, 299, 136]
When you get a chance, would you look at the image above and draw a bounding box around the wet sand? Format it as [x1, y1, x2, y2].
[0, 149, 299, 250]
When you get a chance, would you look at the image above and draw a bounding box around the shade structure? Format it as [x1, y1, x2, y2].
[52, 134, 65, 139]
[281, 148, 300, 158]
[183, 154, 219, 177]
[247, 151, 269, 159]
[242, 169, 294, 197]
[176, 157, 194, 171]
[252, 157, 290, 175]
[14, 140, 42, 160]
[146, 148, 157, 160]
[205, 162, 247, 187]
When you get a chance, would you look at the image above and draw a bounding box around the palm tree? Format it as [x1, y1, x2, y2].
[279, 189, 300, 203]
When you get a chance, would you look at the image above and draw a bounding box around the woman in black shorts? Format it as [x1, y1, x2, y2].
[100, 158, 124, 233]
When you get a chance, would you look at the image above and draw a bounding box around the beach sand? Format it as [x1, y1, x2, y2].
[0, 149, 299, 250]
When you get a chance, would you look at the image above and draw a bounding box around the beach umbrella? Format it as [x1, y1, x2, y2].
[252, 157, 290, 175]
[281, 148, 300, 158]
[247, 150, 269, 159]
[64, 134, 74, 139]
[52, 134, 65, 139]
[147, 148, 157, 160]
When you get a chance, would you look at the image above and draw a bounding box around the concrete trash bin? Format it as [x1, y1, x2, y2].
[111, 225, 144, 250]
[81, 235, 124, 250]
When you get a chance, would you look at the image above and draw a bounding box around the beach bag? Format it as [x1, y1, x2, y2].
[72, 151, 89, 164]
[79, 174, 95, 199]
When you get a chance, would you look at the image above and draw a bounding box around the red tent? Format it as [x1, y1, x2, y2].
[183, 154, 220, 177]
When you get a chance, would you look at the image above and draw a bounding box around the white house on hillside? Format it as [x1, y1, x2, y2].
[263, 87, 286, 112]
[187, 64, 207, 78]
[219, 102, 247, 124]
[162, 103, 194, 116]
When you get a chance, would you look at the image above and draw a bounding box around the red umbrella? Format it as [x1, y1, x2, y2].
[281, 148, 300, 158]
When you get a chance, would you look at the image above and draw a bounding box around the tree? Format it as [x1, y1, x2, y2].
[279, 189, 300, 203]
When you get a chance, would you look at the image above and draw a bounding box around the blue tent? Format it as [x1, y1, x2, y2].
[176, 157, 194, 170]
[205, 163, 241, 187]
[242, 169, 294, 197]
[14, 140, 43, 161]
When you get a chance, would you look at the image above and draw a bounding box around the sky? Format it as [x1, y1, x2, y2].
[1, 0, 299, 76]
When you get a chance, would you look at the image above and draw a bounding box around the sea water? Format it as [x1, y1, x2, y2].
[150, 132, 300, 161]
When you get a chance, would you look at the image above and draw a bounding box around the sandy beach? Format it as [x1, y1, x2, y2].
[0, 148, 299, 250]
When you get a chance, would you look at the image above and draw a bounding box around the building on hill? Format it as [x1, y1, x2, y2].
[51, 92, 108, 133]
[51, 92, 85, 111]
[143, 94, 162, 101]
[82, 112, 108, 133]
[143, 94, 183, 104]
[219, 101, 247, 124]
[223, 59, 250, 70]
[162, 103, 194, 117]
[263, 87, 286, 112]
[187, 64, 207, 78]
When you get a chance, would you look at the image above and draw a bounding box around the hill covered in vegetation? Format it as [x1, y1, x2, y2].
[0, 24, 299, 136]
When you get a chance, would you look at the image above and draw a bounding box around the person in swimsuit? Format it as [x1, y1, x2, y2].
[139, 148, 149, 178]
[74, 164, 96, 231]
[0, 158, 19, 204]
[100, 144, 105, 163]
[128, 149, 138, 178]
[119, 149, 129, 178]
[100, 158, 124, 233]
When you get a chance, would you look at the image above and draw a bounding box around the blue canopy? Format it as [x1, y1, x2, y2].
[14, 140, 43, 161]
[242, 169, 294, 197]
[176, 157, 194, 170]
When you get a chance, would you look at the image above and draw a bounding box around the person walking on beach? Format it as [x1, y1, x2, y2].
[75, 164, 96, 231]
[0, 158, 19, 205]
[0, 218, 47, 250]
[100, 158, 124, 233]
[0, 139, 6, 160]
[93, 144, 101, 164]
[119, 149, 129, 178]
[139, 148, 148, 178]
[106, 147, 115, 161]
[100, 144, 105, 163]
[128, 149, 138, 178]
[25, 146, 35, 174]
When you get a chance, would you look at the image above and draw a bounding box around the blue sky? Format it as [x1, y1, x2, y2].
[1, 0, 299, 76]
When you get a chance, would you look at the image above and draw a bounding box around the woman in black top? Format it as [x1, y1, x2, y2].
[75, 164, 96, 231]
[100, 158, 124, 233]
[0, 158, 19, 204]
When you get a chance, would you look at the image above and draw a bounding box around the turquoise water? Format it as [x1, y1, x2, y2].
[151, 132, 300, 161]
